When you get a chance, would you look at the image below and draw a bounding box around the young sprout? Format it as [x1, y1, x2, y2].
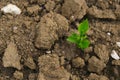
[67, 19, 90, 50]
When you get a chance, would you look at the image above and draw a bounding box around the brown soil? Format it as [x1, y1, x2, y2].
[0, 0, 120, 80]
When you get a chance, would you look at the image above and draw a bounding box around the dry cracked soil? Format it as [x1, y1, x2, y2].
[0, 0, 120, 80]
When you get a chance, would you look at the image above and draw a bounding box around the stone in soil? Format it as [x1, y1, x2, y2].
[88, 56, 106, 73]
[13, 71, 23, 80]
[111, 50, 120, 60]
[2, 42, 21, 70]
[94, 44, 109, 63]
[1, 4, 21, 15]
[35, 12, 69, 49]
[72, 57, 85, 68]
[38, 54, 70, 80]
[62, 0, 88, 21]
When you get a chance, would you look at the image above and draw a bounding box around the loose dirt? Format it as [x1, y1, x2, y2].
[0, 0, 120, 80]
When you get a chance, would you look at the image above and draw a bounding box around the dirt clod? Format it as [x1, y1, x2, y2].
[96, 0, 109, 9]
[13, 71, 23, 80]
[24, 56, 36, 69]
[88, 73, 109, 80]
[45, 1, 55, 11]
[38, 54, 70, 80]
[29, 73, 37, 80]
[2, 42, 21, 70]
[84, 46, 93, 53]
[70, 75, 80, 80]
[72, 57, 85, 68]
[94, 44, 109, 63]
[35, 12, 69, 49]
[37, 0, 46, 5]
[87, 6, 116, 20]
[115, 5, 120, 19]
[27, 5, 41, 16]
[60, 56, 65, 66]
[62, 0, 88, 21]
[112, 60, 120, 66]
[0, 38, 6, 54]
[54, 42, 79, 60]
[88, 56, 106, 73]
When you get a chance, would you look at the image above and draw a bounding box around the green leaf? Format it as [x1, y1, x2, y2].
[78, 39, 90, 50]
[67, 19, 90, 50]
[78, 19, 89, 35]
[67, 33, 79, 44]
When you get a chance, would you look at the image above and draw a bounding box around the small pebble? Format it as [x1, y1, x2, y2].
[111, 50, 120, 60]
[13, 26, 18, 30]
[46, 50, 51, 54]
[107, 32, 111, 36]
[1, 4, 21, 15]
[116, 42, 120, 47]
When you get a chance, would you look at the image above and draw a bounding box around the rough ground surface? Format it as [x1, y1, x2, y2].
[38, 54, 70, 80]
[0, 0, 120, 80]
[35, 12, 69, 49]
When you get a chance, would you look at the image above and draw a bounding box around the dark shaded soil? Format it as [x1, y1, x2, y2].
[0, 0, 120, 80]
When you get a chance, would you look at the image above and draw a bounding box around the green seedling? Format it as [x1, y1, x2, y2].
[67, 19, 90, 50]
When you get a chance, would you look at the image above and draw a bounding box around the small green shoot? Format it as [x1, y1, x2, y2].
[67, 19, 90, 50]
